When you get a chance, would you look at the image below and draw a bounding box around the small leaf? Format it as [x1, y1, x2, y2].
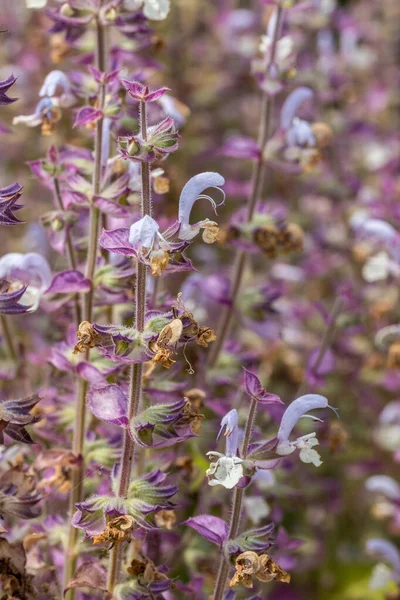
[64, 561, 110, 596]
[243, 369, 282, 404]
[87, 385, 128, 426]
[182, 515, 228, 547]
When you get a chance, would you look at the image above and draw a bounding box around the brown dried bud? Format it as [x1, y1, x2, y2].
[311, 122, 333, 148]
[150, 250, 169, 276]
[184, 388, 206, 410]
[196, 327, 217, 348]
[202, 221, 220, 244]
[388, 342, 400, 369]
[153, 176, 170, 194]
[257, 554, 291, 584]
[300, 148, 322, 173]
[181, 398, 205, 435]
[73, 321, 102, 354]
[50, 34, 69, 64]
[230, 551, 260, 588]
[128, 556, 169, 585]
[219, 224, 241, 244]
[253, 224, 279, 257]
[41, 107, 62, 136]
[157, 319, 183, 348]
[277, 223, 304, 254]
[230, 551, 290, 588]
[93, 515, 135, 547]
[152, 347, 176, 369]
[154, 510, 177, 530]
[327, 421, 349, 453]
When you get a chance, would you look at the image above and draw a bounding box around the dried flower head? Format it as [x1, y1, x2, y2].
[73, 321, 102, 354]
[229, 551, 291, 588]
[93, 515, 135, 547]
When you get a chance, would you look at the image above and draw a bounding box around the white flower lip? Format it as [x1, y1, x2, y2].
[206, 454, 244, 490]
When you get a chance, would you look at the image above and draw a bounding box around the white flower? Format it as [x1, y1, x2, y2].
[26, 0, 47, 7]
[206, 452, 244, 490]
[362, 251, 390, 282]
[127, 0, 171, 20]
[39, 70, 74, 108]
[0, 252, 52, 311]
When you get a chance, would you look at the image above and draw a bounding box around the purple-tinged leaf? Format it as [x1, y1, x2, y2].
[219, 136, 261, 160]
[74, 106, 103, 127]
[87, 384, 128, 426]
[243, 369, 282, 404]
[64, 562, 109, 597]
[99, 228, 136, 256]
[45, 270, 91, 295]
[182, 515, 228, 548]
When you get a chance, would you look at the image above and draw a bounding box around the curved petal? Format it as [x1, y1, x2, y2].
[277, 394, 329, 442]
[366, 539, 400, 573]
[280, 87, 314, 130]
[365, 475, 400, 500]
[178, 172, 225, 228]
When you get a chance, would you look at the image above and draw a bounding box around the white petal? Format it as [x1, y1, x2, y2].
[362, 252, 390, 282]
[369, 563, 395, 590]
[299, 447, 322, 467]
[129, 215, 159, 248]
[143, 0, 170, 20]
[26, 0, 47, 7]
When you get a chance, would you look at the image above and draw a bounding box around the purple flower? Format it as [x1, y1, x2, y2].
[0, 393, 41, 444]
[0, 74, 17, 105]
[280, 87, 315, 147]
[0, 183, 24, 226]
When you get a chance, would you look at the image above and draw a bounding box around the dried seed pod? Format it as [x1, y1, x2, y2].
[157, 319, 183, 348]
[73, 321, 102, 354]
[196, 327, 217, 347]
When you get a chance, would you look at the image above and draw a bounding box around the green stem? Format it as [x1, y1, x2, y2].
[212, 397, 258, 600]
[53, 177, 81, 325]
[207, 7, 283, 368]
[1, 314, 18, 364]
[63, 14, 107, 598]
[107, 100, 152, 593]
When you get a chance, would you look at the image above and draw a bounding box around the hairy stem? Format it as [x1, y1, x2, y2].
[53, 177, 81, 325]
[63, 15, 107, 598]
[107, 99, 151, 593]
[212, 397, 258, 600]
[208, 7, 283, 367]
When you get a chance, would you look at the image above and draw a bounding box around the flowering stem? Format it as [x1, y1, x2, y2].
[1, 314, 18, 364]
[63, 15, 107, 598]
[212, 397, 258, 600]
[53, 176, 81, 325]
[296, 297, 343, 398]
[208, 7, 283, 367]
[107, 99, 151, 593]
